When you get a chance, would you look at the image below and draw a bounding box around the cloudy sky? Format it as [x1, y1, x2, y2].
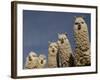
[23, 10, 91, 68]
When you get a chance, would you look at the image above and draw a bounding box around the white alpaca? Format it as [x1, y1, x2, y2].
[48, 41, 58, 68]
[37, 54, 47, 68]
[57, 33, 74, 67]
[74, 16, 90, 66]
[25, 51, 38, 69]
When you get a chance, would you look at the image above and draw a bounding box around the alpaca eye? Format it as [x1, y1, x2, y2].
[32, 55, 34, 57]
[44, 58, 46, 60]
[64, 37, 66, 39]
[33, 55, 37, 57]
[75, 22, 78, 25]
[59, 39, 61, 41]
[32, 55, 35, 57]
[55, 46, 57, 48]
[50, 46, 52, 48]
[81, 22, 84, 24]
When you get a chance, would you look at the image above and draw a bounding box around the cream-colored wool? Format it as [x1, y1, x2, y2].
[38, 54, 47, 68]
[48, 42, 58, 68]
[57, 33, 74, 67]
[25, 51, 38, 69]
[74, 16, 91, 66]
[25, 52, 47, 69]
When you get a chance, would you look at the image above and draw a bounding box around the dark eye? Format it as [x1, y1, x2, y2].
[33, 55, 36, 57]
[32, 55, 34, 57]
[44, 58, 46, 60]
[75, 22, 78, 25]
[59, 39, 61, 41]
[55, 45, 58, 48]
[50, 46, 52, 48]
[64, 37, 66, 39]
[81, 22, 84, 24]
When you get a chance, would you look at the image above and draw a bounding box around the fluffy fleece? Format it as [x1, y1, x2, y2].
[48, 41, 58, 68]
[74, 16, 90, 66]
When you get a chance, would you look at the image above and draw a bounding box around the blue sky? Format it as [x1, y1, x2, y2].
[23, 10, 91, 68]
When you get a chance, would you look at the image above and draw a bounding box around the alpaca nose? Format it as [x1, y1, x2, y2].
[78, 24, 81, 30]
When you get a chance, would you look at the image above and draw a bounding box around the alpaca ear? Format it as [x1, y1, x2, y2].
[74, 16, 84, 19]
[74, 16, 77, 19]
[64, 32, 67, 35]
[48, 41, 51, 44]
[57, 33, 60, 36]
[81, 16, 84, 18]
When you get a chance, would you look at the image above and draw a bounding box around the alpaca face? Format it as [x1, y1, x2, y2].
[48, 42, 58, 56]
[25, 51, 38, 69]
[74, 17, 87, 31]
[58, 33, 68, 45]
[28, 52, 38, 61]
[38, 54, 47, 68]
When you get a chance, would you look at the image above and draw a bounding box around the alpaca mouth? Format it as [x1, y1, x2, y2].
[41, 60, 43, 64]
[78, 25, 81, 30]
[29, 56, 32, 61]
[52, 49, 55, 52]
[61, 40, 64, 44]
